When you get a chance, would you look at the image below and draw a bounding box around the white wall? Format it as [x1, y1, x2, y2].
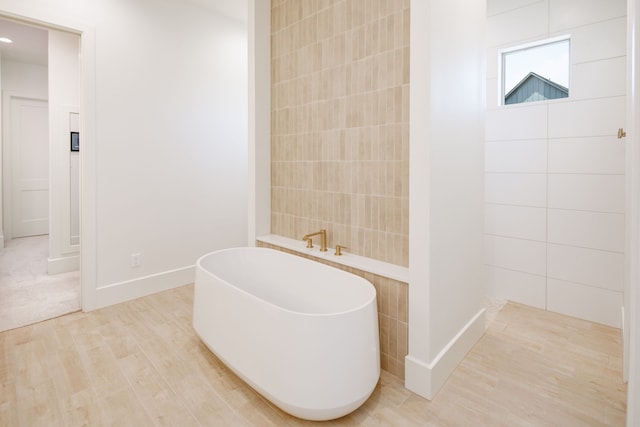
[0, 60, 47, 98]
[0, 0, 248, 309]
[70, 112, 79, 245]
[485, 0, 626, 327]
[48, 29, 80, 274]
[247, 0, 270, 245]
[406, 0, 486, 399]
[0, 52, 2, 248]
[92, 0, 248, 290]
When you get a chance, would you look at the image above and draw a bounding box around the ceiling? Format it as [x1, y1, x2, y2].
[0, 18, 48, 66]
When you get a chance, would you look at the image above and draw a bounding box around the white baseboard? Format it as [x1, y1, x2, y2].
[48, 254, 80, 274]
[92, 265, 196, 310]
[405, 308, 486, 400]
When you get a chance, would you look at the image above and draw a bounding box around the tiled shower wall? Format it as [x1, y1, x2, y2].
[485, 0, 626, 327]
[258, 242, 409, 379]
[270, 0, 410, 266]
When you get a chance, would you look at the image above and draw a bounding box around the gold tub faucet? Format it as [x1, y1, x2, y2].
[302, 229, 328, 252]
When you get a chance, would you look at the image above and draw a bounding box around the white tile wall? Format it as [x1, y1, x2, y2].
[485, 140, 547, 172]
[548, 174, 625, 213]
[547, 209, 625, 253]
[547, 278, 622, 327]
[486, 0, 626, 327]
[486, 105, 548, 141]
[486, 266, 546, 309]
[485, 235, 547, 276]
[569, 17, 627, 64]
[571, 57, 626, 100]
[547, 244, 624, 292]
[487, 47, 499, 79]
[485, 174, 546, 207]
[547, 96, 625, 138]
[486, 77, 499, 109]
[548, 137, 625, 174]
[485, 204, 546, 241]
[487, 0, 545, 18]
[549, 0, 626, 32]
[487, 1, 548, 46]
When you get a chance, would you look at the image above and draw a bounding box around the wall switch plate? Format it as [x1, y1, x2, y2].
[131, 253, 141, 267]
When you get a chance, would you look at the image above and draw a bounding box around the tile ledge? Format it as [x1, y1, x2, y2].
[257, 234, 409, 283]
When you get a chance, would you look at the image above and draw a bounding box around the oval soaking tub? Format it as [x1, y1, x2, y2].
[193, 247, 380, 421]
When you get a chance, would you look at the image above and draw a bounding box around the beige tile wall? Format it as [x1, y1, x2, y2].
[271, 0, 410, 267]
[258, 241, 409, 379]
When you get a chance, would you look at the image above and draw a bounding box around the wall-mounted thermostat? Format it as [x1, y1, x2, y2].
[70, 132, 79, 151]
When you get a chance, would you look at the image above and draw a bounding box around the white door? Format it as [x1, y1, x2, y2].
[10, 98, 49, 238]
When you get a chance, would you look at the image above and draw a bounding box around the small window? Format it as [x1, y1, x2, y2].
[500, 36, 570, 105]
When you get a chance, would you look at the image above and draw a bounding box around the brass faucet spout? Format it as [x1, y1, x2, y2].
[302, 229, 328, 252]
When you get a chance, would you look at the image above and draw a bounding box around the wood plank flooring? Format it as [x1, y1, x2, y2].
[0, 285, 626, 426]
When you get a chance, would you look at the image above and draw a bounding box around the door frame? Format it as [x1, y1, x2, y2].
[1, 93, 48, 241]
[626, 0, 640, 423]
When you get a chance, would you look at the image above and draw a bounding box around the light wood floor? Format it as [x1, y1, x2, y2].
[0, 285, 626, 426]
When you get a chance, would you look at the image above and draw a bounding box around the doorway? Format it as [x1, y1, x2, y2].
[0, 16, 81, 331]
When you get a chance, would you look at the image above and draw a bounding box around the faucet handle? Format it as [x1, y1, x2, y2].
[304, 236, 313, 248]
[334, 245, 347, 256]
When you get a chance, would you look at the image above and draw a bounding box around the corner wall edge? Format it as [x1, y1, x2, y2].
[405, 308, 486, 400]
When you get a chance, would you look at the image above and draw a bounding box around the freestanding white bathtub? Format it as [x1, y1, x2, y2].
[192, 247, 380, 421]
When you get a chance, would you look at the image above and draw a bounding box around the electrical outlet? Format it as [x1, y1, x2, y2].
[131, 253, 141, 267]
